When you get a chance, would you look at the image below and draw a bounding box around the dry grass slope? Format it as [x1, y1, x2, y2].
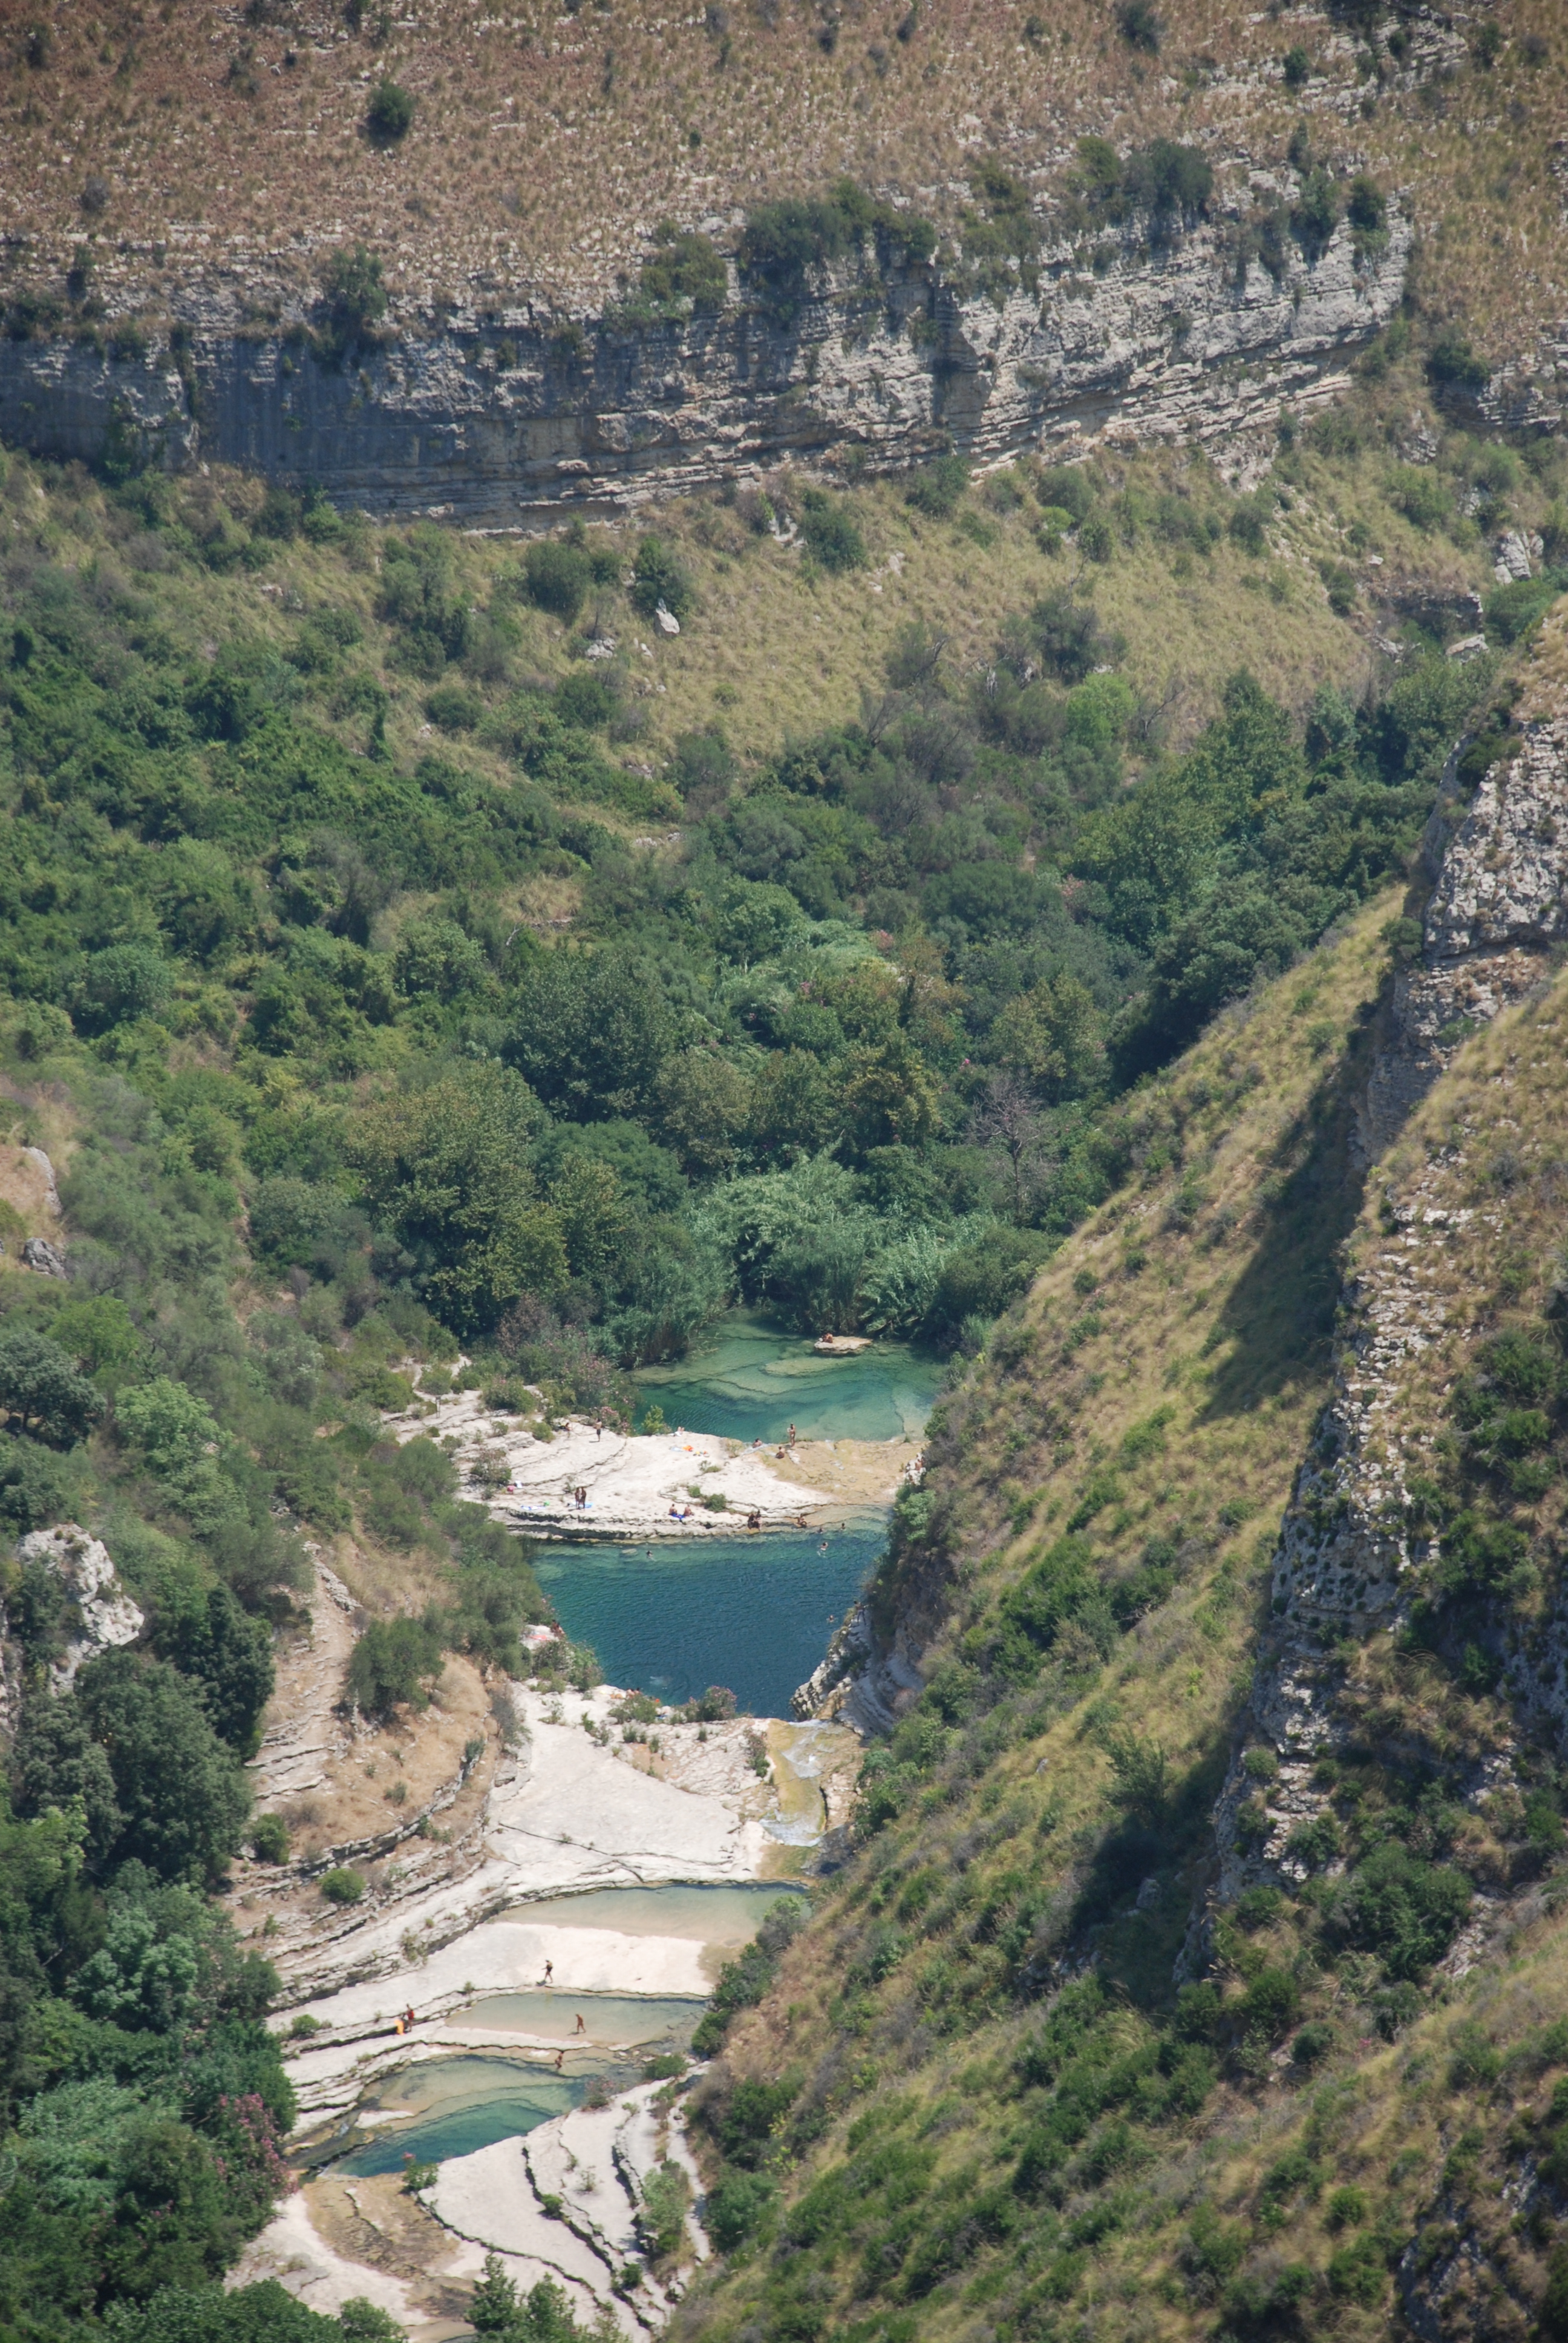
[676, 934, 1568, 2343]
[675, 890, 1405, 2341]
[0, 0, 1563, 359]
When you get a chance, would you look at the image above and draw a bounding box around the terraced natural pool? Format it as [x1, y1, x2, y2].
[332, 1886, 808, 2174]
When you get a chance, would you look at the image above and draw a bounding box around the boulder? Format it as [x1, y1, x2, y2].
[1494, 528, 1534, 583]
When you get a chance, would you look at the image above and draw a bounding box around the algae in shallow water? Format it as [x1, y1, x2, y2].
[633, 1308, 942, 1444]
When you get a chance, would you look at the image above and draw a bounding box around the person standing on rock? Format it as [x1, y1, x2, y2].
[542, 1960, 554, 1985]
[574, 2012, 586, 2034]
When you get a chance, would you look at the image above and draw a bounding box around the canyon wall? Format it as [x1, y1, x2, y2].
[1204, 709, 1568, 1930]
[0, 213, 1408, 524]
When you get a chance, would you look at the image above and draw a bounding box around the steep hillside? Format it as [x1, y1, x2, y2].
[668, 631, 1568, 2343]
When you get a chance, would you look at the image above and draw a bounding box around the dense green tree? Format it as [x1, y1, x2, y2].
[345, 1615, 445, 1719]
[164, 1585, 275, 1758]
[74, 1653, 251, 1882]
[12, 1688, 125, 1865]
[506, 951, 680, 1122]
[350, 1063, 566, 1337]
[0, 1329, 103, 1446]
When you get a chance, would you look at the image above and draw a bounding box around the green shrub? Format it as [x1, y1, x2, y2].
[250, 1812, 290, 1864]
[1327, 2233, 1387, 2305]
[365, 79, 415, 144]
[1328, 1843, 1472, 1978]
[799, 492, 866, 573]
[425, 681, 482, 732]
[0, 1438, 75, 1533]
[906, 454, 969, 518]
[1281, 43, 1309, 85]
[523, 540, 590, 622]
[1237, 1966, 1300, 2040]
[320, 1867, 366, 1906]
[1117, 0, 1161, 51]
[1319, 560, 1357, 615]
[1291, 2020, 1333, 2066]
[1036, 504, 1073, 552]
[319, 244, 388, 358]
[345, 1614, 445, 1718]
[1426, 329, 1489, 393]
[0, 1329, 103, 1446]
[705, 2171, 777, 2251]
[554, 667, 619, 729]
[630, 534, 693, 620]
[637, 226, 728, 313]
[1485, 574, 1562, 646]
[1390, 465, 1451, 531]
[1292, 167, 1341, 255]
[1233, 1884, 1282, 1930]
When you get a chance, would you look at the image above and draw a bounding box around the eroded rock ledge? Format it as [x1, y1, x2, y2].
[0, 215, 1406, 523]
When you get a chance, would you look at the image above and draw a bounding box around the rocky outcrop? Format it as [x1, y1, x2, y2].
[1205, 1171, 1478, 1913]
[791, 1605, 871, 1722]
[791, 1597, 925, 1735]
[0, 214, 1407, 523]
[1362, 715, 1568, 1153]
[20, 1524, 144, 1694]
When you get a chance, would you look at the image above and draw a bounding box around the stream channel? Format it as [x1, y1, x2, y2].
[328, 1314, 942, 2175]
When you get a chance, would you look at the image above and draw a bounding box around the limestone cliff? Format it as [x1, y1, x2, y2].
[1363, 712, 1568, 1152]
[0, 213, 1406, 522]
[1205, 696, 1568, 1934]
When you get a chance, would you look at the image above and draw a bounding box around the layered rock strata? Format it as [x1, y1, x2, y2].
[0, 217, 1406, 523]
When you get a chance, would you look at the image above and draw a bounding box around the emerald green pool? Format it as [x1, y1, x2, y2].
[632, 1308, 942, 1445]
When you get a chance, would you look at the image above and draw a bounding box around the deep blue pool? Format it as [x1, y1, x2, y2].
[535, 1522, 883, 1713]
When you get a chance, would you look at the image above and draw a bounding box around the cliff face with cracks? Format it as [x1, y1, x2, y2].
[1363, 711, 1568, 1153]
[0, 214, 1407, 522]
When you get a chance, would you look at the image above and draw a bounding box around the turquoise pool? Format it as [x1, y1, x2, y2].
[335, 2060, 581, 2175]
[632, 1308, 942, 1445]
[535, 1520, 883, 1713]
